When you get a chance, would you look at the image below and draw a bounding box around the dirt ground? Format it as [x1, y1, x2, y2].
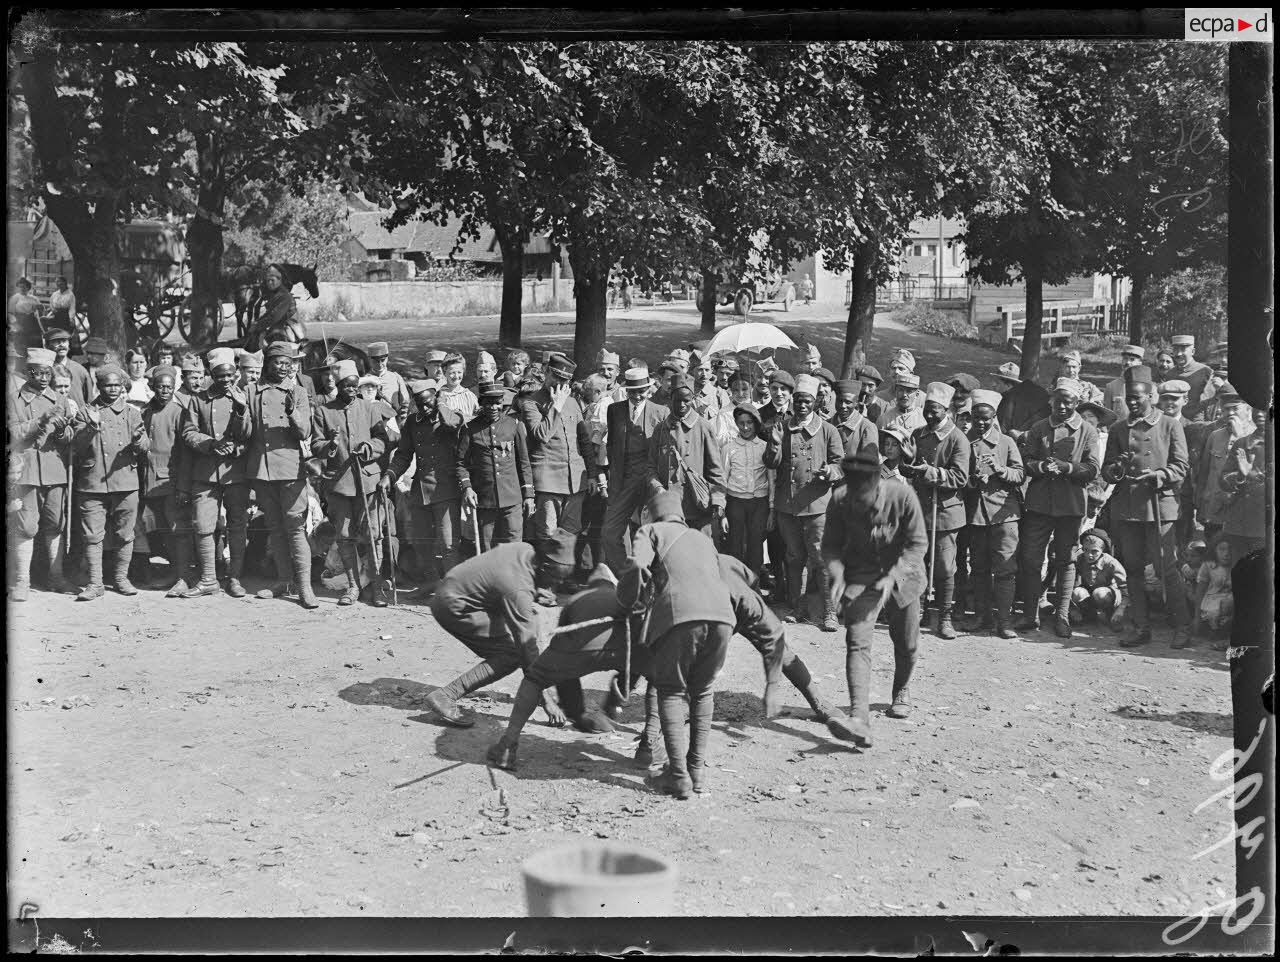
[8, 573, 1235, 918]
[9, 306, 1233, 919]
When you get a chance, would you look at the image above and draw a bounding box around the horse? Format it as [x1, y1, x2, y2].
[222, 263, 321, 340]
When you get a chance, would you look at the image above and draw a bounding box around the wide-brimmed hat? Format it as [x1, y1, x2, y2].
[947, 372, 980, 392]
[622, 367, 652, 391]
[1076, 399, 1118, 427]
[732, 404, 762, 427]
[994, 361, 1021, 384]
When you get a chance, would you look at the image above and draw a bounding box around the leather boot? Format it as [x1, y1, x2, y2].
[971, 576, 994, 631]
[782, 656, 832, 723]
[114, 541, 138, 595]
[77, 542, 105, 602]
[650, 692, 692, 799]
[844, 648, 873, 739]
[817, 569, 839, 632]
[993, 577, 1017, 638]
[291, 526, 319, 609]
[938, 606, 958, 639]
[1053, 566, 1075, 638]
[634, 683, 668, 770]
[164, 532, 194, 596]
[428, 660, 503, 727]
[225, 524, 247, 597]
[337, 542, 361, 606]
[183, 534, 221, 597]
[10, 538, 34, 602]
[256, 528, 293, 599]
[43, 533, 75, 594]
[886, 687, 912, 719]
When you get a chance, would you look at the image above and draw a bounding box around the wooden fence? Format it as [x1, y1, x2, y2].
[997, 298, 1123, 350]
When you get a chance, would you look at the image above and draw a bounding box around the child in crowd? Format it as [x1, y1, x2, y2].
[1192, 538, 1234, 645]
[1179, 540, 1206, 612]
[720, 404, 774, 576]
[1070, 529, 1127, 628]
[501, 349, 529, 389]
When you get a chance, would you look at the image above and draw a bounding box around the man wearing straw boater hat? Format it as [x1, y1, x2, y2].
[7, 346, 77, 600]
[312, 358, 392, 607]
[382, 378, 467, 597]
[425, 530, 581, 728]
[963, 389, 1025, 637]
[1014, 376, 1099, 637]
[598, 365, 669, 573]
[900, 380, 970, 640]
[1101, 344, 1146, 420]
[823, 442, 927, 738]
[243, 341, 319, 609]
[1103, 364, 1190, 649]
[70, 363, 150, 601]
[457, 380, 534, 553]
[181, 347, 254, 598]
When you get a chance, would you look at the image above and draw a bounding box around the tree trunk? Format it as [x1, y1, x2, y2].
[184, 132, 228, 348]
[699, 268, 718, 337]
[496, 226, 524, 347]
[1127, 270, 1146, 345]
[841, 238, 879, 379]
[1019, 255, 1044, 383]
[569, 247, 609, 370]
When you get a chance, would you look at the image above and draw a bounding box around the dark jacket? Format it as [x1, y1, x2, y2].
[8, 383, 72, 487]
[965, 425, 1024, 526]
[387, 405, 465, 505]
[514, 387, 594, 496]
[598, 398, 669, 491]
[617, 522, 734, 640]
[244, 380, 313, 482]
[181, 389, 252, 486]
[141, 398, 190, 498]
[997, 380, 1051, 441]
[457, 411, 534, 509]
[822, 476, 928, 608]
[1022, 413, 1099, 517]
[764, 415, 844, 516]
[909, 420, 971, 532]
[648, 408, 727, 515]
[311, 396, 388, 498]
[72, 396, 149, 493]
[432, 541, 541, 656]
[832, 410, 879, 460]
[1103, 409, 1189, 523]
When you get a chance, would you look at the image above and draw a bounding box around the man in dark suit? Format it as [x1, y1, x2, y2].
[597, 367, 669, 573]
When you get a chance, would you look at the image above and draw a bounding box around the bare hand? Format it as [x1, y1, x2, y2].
[229, 385, 248, 407]
[213, 439, 235, 457]
[766, 509, 776, 532]
[463, 487, 478, 509]
[551, 381, 571, 412]
[873, 574, 894, 595]
[378, 475, 392, 494]
[353, 441, 374, 463]
[523, 497, 535, 518]
[284, 390, 295, 416]
[597, 476, 609, 500]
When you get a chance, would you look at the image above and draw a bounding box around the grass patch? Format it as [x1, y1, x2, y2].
[891, 301, 979, 341]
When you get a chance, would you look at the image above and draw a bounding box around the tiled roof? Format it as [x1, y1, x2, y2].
[907, 216, 965, 239]
[346, 208, 551, 263]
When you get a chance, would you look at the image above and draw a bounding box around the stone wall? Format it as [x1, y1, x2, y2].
[312, 279, 575, 319]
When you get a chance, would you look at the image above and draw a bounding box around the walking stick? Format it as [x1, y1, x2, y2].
[380, 486, 397, 607]
[623, 615, 632, 701]
[470, 502, 483, 555]
[352, 455, 382, 593]
[1149, 479, 1168, 607]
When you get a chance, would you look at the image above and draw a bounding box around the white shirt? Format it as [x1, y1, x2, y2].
[48, 289, 77, 316]
[721, 433, 774, 502]
[438, 385, 477, 422]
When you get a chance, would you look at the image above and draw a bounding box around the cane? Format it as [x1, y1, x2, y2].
[380, 487, 397, 607]
[352, 455, 382, 593]
[623, 615, 632, 701]
[470, 503, 483, 555]
[1149, 479, 1168, 608]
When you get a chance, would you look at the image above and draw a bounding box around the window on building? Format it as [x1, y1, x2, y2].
[911, 244, 924, 257]
[951, 243, 964, 267]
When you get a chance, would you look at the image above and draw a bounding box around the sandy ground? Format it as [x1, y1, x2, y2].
[9, 305, 1232, 918]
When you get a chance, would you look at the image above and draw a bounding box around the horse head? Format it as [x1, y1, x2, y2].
[280, 263, 320, 299]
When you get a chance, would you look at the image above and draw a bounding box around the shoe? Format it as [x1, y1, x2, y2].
[937, 616, 958, 640]
[1013, 615, 1040, 631]
[256, 580, 292, 600]
[425, 690, 475, 728]
[181, 580, 221, 598]
[226, 578, 247, 598]
[297, 585, 320, 609]
[1119, 627, 1153, 648]
[371, 580, 391, 608]
[825, 712, 872, 748]
[634, 739, 668, 771]
[646, 765, 693, 800]
[114, 577, 138, 597]
[688, 763, 708, 794]
[486, 742, 518, 771]
[1053, 617, 1072, 639]
[46, 574, 76, 595]
[338, 585, 359, 606]
[603, 677, 627, 721]
[164, 580, 191, 599]
[996, 624, 1019, 640]
[10, 584, 29, 603]
[820, 614, 839, 632]
[1068, 608, 1084, 627]
[571, 709, 614, 734]
[886, 689, 912, 719]
[1170, 629, 1191, 650]
[76, 584, 105, 602]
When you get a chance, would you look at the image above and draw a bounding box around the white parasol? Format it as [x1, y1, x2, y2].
[704, 321, 797, 356]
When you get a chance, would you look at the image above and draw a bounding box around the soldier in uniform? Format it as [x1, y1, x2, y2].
[832, 378, 879, 457]
[1014, 377, 1099, 637]
[514, 353, 593, 546]
[764, 374, 844, 630]
[598, 367, 670, 573]
[900, 381, 970, 639]
[422, 349, 448, 384]
[243, 342, 319, 609]
[874, 349, 919, 415]
[425, 532, 580, 727]
[1102, 366, 1190, 648]
[648, 374, 726, 538]
[382, 378, 466, 596]
[70, 364, 150, 601]
[691, 351, 730, 421]
[365, 341, 409, 423]
[1194, 391, 1252, 546]
[617, 491, 735, 799]
[1157, 379, 1204, 549]
[963, 389, 1024, 637]
[1168, 334, 1212, 419]
[877, 373, 926, 434]
[236, 350, 263, 391]
[823, 443, 928, 739]
[180, 347, 254, 598]
[7, 347, 77, 599]
[176, 354, 206, 408]
[1101, 344, 1147, 419]
[312, 359, 391, 606]
[855, 366, 884, 424]
[457, 382, 534, 552]
[43, 328, 93, 407]
[140, 365, 193, 595]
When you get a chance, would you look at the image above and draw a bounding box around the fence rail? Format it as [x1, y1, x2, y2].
[998, 299, 1124, 348]
[847, 278, 971, 306]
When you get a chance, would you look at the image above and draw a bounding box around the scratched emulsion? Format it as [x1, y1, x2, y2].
[8, 585, 1234, 917]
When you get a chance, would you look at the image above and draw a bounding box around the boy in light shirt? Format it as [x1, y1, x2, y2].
[720, 404, 775, 577]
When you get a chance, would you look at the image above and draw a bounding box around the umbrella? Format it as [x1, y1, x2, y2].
[705, 322, 797, 356]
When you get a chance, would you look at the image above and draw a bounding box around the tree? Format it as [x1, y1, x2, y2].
[223, 176, 350, 279]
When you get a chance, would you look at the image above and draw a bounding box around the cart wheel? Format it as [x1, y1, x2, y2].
[734, 290, 753, 316]
[155, 304, 177, 341]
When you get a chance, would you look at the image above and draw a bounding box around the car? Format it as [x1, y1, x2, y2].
[695, 273, 795, 316]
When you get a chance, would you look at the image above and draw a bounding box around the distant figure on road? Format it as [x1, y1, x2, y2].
[799, 274, 814, 305]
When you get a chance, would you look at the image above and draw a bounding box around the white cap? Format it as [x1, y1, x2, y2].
[333, 359, 359, 383]
[206, 347, 236, 371]
[794, 374, 820, 398]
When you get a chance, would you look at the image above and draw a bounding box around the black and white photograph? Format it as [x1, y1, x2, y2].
[5, 8, 1273, 955]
